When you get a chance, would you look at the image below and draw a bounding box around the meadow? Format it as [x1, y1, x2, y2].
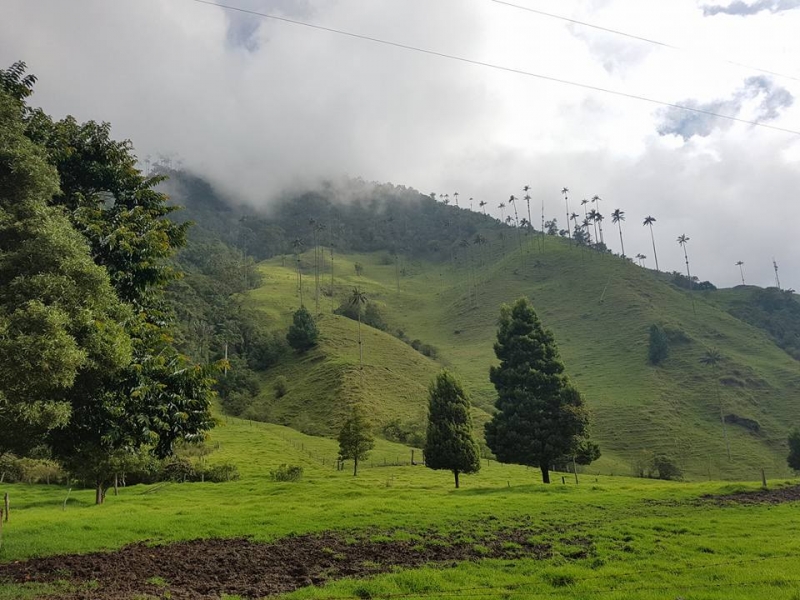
[2, 415, 799, 599]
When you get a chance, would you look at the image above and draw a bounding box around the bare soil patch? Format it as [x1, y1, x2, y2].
[0, 522, 572, 599]
[703, 484, 800, 506]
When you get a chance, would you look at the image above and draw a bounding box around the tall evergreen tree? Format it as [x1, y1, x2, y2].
[337, 407, 375, 476]
[286, 306, 319, 352]
[485, 298, 591, 484]
[424, 371, 481, 488]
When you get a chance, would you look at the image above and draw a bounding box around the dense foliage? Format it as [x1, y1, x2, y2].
[728, 288, 800, 360]
[788, 429, 800, 472]
[338, 408, 375, 476]
[424, 371, 481, 488]
[287, 306, 319, 352]
[484, 298, 592, 484]
[648, 324, 669, 365]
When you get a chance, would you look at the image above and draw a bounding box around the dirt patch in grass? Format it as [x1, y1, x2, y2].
[0, 524, 559, 599]
[703, 484, 800, 506]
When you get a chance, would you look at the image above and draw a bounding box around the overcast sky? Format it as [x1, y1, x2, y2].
[2, 0, 799, 289]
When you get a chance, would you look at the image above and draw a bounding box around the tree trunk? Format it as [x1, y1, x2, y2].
[454, 470, 460, 489]
[540, 465, 551, 484]
[113, 473, 119, 496]
[357, 316, 363, 369]
[353, 457, 358, 477]
[95, 481, 104, 505]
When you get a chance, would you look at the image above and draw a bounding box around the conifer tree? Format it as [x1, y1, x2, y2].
[337, 407, 374, 476]
[424, 371, 481, 488]
[485, 298, 591, 484]
[286, 306, 319, 352]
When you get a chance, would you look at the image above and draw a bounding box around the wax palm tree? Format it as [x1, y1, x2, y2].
[635, 253, 646, 267]
[611, 209, 626, 257]
[443, 194, 450, 206]
[569, 212, 580, 241]
[469, 197, 474, 211]
[736, 261, 745, 285]
[498, 202, 506, 223]
[677, 234, 692, 282]
[479, 200, 487, 214]
[509, 195, 520, 229]
[595, 212, 605, 247]
[587, 209, 600, 247]
[308, 218, 319, 311]
[700, 348, 731, 461]
[581, 198, 589, 223]
[292, 237, 305, 306]
[643, 216, 659, 271]
[581, 218, 593, 245]
[523, 185, 533, 236]
[524, 194, 533, 235]
[561, 187, 571, 246]
[349, 287, 368, 370]
[453, 191, 460, 208]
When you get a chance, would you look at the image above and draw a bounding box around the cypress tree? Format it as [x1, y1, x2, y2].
[648, 324, 669, 365]
[286, 306, 319, 352]
[424, 370, 481, 488]
[485, 297, 591, 484]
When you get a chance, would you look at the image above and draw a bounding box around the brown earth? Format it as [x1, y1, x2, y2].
[702, 484, 800, 506]
[0, 522, 582, 599]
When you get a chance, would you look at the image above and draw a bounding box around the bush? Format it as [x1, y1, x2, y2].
[269, 464, 304, 482]
[335, 300, 388, 331]
[286, 306, 319, 352]
[202, 462, 240, 482]
[648, 324, 669, 365]
[161, 456, 196, 482]
[651, 454, 683, 480]
[274, 375, 289, 398]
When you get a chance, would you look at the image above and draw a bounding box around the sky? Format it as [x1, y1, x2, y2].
[2, 0, 799, 289]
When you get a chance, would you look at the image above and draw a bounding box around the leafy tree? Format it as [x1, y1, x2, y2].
[337, 407, 375, 476]
[424, 371, 481, 488]
[286, 306, 319, 352]
[485, 298, 591, 484]
[0, 85, 132, 457]
[648, 324, 669, 365]
[574, 440, 601, 465]
[1, 63, 216, 501]
[788, 429, 800, 472]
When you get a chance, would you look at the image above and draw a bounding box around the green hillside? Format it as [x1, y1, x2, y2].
[242, 234, 800, 481]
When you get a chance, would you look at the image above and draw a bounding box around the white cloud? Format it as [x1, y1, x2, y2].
[1, 0, 799, 288]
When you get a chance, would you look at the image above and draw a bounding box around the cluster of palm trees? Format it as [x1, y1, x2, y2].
[431, 187, 722, 285]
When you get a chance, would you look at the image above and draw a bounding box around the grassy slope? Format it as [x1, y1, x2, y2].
[246, 234, 800, 480]
[2, 417, 800, 600]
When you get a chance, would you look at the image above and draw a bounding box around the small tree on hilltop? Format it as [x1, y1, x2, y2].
[338, 407, 374, 477]
[788, 429, 800, 472]
[286, 306, 318, 352]
[485, 297, 591, 484]
[424, 371, 481, 488]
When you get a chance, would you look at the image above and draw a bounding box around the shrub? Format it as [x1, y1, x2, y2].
[273, 375, 289, 398]
[269, 464, 304, 482]
[202, 462, 240, 482]
[648, 324, 669, 365]
[161, 456, 196, 482]
[651, 454, 683, 480]
[286, 306, 319, 352]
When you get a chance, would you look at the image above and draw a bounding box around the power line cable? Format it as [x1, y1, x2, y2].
[491, 0, 800, 83]
[187, 0, 800, 136]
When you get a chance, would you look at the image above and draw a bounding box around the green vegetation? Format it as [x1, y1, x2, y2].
[424, 371, 481, 488]
[338, 408, 375, 476]
[286, 306, 319, 353]
[789, 429, 800, 472]
[485, 298, 593, 484]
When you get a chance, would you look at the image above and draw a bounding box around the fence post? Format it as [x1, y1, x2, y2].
[3, 492, 8, 522]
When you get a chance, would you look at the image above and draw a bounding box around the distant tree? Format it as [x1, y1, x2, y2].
[479, 200, 487, 214]
[291, 238, 304, 305]
[561, 187, 571, 246]
[273, 375, 289, 398]
[643, 216, 659, 271]
[349, 287, 368, 369]
[354, 262, 364, 277]
[485, 298, 591, 484]
[338, 407, 375, 476]
[700, 348, 731, 461]
[611, 209, 626, 257]
[736, 260, 746, 286]
[636, 253, 646, 267]
[424, 371, 481, 488]
[788, 429, 800, 472]
[286, 306, 319, 352]
[648, 324, 669, 365]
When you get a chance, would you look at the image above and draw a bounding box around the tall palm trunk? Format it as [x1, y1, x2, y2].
[617, 222, 625, 257]
[715, 369, 731, 461]
[649, 224, 660, 271]
[357, 314, 363, 369]
[564, 196, 571, 247]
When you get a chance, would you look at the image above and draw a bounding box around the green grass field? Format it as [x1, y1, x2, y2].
[244, 234, 800, 481]
[1, 416, 799, 599]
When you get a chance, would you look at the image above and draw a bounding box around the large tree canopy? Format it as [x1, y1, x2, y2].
[0, 62, 215, 500]
[0, 85, 132, 456]
[484, 297, 592, 484]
